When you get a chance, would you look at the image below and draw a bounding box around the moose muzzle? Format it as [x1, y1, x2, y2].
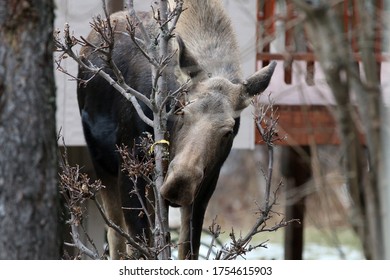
[160, 161, 204, 207]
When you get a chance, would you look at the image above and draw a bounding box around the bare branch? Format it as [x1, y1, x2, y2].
[92, 197, 154, 259]
[117, 143, 155, 230]
[126, 0, 154, 51]
[211, 95, 296, 260]
[68, 214, 100, 260]
[206, 217, 222, 260]
[54, 20, 154, 126]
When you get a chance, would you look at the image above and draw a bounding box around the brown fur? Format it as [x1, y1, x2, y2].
[176, 0, 242, 81]
[77, 0, 276, 260]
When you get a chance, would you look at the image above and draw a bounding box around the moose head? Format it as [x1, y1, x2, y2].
[160, 37, 277, 207]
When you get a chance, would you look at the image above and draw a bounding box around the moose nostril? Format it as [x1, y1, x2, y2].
[160, 166, 203, 206]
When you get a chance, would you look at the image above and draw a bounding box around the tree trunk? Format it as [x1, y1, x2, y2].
[0, 0, 60, 259]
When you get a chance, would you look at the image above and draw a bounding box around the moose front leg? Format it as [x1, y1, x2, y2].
[178, 203, 207, 260]
[178, 177, 219, 260]
[99, 177, 127, 260]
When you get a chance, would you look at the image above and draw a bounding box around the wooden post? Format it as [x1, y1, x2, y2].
[107, 0, 123, 14]
[281, 146, 311, 260]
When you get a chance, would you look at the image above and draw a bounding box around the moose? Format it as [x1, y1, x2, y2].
[77, 0, 276, 259]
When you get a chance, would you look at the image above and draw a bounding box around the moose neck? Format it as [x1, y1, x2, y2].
[176, 0, 243, 82]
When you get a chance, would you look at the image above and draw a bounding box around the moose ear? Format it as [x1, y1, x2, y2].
[233, 61, 277, 112]
[177, 35, 206, 81]
[242, 61, 277, 97]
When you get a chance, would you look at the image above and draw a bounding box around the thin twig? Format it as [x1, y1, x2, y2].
[215, 95, 295, 260]
[69, 214, 100, 260]
[92, 197, 154, 259]
[126, 0, 153, 50]
[53, 18, 154, 125]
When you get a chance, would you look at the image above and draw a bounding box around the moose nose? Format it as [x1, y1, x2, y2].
[160, 164, 204, 207]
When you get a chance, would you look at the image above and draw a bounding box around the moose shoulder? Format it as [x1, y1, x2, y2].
[77, 0, 276, 260]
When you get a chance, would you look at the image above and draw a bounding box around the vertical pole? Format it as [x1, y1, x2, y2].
[107, 0, 123, 14]
[284, 0, 294, 84]
[381, 0, 390, 260]
[281, 145, 312, 260]
[258, 0, 275, 66]
[381, 105, 390, 259]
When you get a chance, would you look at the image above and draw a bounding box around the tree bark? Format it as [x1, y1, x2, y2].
[0, 0, 60, 259]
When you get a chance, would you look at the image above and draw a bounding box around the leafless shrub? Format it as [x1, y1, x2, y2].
[59, 140, 155, 259]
